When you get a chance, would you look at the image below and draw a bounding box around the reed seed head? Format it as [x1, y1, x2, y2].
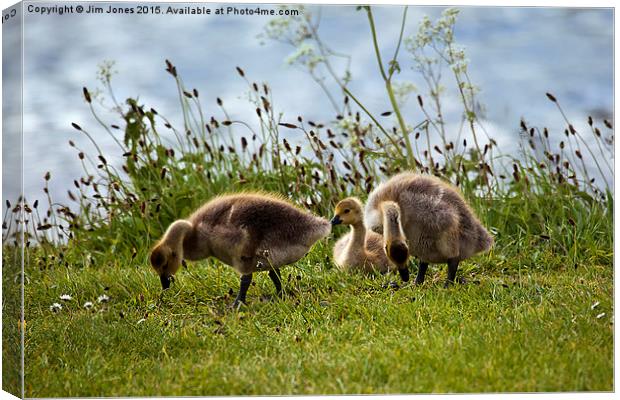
[83, 87, 91, 103]
[545, 92, 557, 102]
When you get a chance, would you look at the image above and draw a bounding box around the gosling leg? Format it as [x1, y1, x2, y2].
[398, 267, 410, 282]
[232, 273, 253, 308]
[444, 258, 459, 288]
[415, 262, 429, 285]
[268, 268, 283, 297]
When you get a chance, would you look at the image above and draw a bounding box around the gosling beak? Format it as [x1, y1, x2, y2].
[331, 215, 342, 226]
[160, 274, 171, 290]
[398, 267, 410, 282]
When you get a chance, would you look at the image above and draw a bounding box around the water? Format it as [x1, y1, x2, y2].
[3, 3, 614, 211]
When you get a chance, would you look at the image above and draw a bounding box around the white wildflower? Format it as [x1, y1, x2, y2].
[596, 313, 606, 319]
[59, 294, 72, 301]
[83, 302, 94, 309]
[97, 294, 110, 303]
[137, 318, 146, 324]
[50, 303, 62, 312]
[591, 301, 600, 310]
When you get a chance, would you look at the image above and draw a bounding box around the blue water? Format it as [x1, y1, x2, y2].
[3, 3, 614, 209]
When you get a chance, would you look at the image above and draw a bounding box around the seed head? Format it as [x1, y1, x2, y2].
[568, 125, 576, 135]
[83, 87, 91, 103]
[165, 59, 177, 77]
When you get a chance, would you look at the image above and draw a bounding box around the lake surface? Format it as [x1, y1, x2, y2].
[2, 3, 614, 210]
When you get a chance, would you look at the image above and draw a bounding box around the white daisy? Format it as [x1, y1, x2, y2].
[83, 302, 94, 309]
[97, 294, 110, 303]
[50, 303, 62, 312]
[59, 294, 72, 301]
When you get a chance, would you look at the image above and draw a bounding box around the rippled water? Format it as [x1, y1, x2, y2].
[2, 3, 614, 209]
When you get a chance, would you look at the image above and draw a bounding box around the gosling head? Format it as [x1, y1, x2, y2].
[331, 197, 364, 226]
[149, 220, 193, 290]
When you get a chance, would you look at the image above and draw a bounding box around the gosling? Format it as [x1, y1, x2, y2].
[364, 172, 493, 286]
[331, 197, 395, 274]
[150, 192, 331, 307]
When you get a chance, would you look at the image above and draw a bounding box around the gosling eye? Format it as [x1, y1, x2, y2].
[344, 209, 350, 214]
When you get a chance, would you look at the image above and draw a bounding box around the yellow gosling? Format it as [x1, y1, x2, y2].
[331, 197, 395, 274]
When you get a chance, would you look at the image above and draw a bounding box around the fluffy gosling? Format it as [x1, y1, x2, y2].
[331, 197, 395, 274]
[150, 192, 331, 307]
[365, 172, 493, 286]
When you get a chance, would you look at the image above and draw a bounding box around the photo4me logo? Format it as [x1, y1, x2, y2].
[25, 3, 300, 16]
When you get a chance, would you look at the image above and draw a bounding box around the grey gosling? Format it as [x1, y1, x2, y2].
[150, 192, 331, 306]
[364, 172, 493, 286]
[331, 197, 395, 274]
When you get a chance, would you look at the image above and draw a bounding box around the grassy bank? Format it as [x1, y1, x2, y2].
[3, 7, 614, 396]
[17, 243, 613, 396]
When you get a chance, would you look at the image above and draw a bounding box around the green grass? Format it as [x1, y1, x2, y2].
[18, 238, 612, 396]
